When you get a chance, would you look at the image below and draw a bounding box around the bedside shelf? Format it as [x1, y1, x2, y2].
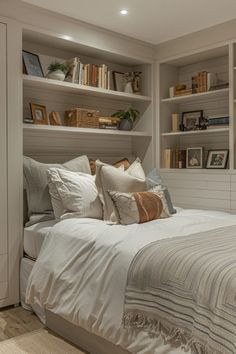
[162, 128, 229, 136]
[161, 88, 229, 104]
[23, 75, 152, 103]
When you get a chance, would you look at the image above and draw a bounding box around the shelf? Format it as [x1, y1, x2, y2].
[161, 88, 229, 104]
[162, 128, 229, 136]
[159, 168, 230, 174]
[23, 123, 152, 138]
[23, 75, 152, 103]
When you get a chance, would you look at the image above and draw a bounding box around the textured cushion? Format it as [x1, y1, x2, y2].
[109, 186, 171, 225]
[23, 155, 91, 217]
[95, 158, 146, 221]
[146, 168, 176, 214]
[47, 168, 103, 220]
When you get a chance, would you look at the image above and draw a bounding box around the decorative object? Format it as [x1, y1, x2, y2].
[30, 103, 48, 125]
[47, 62, 68, 81]
[22, 50, 44, 77]
[182, 110, 203, 131]
[124, 72, 134, 93]
[64, 108, 100, 128]
[113, 71, 125, 92]
[111, 108, 139, 131]
[133, 72, 142, 94]
[98, 117, 120, 130]
[49, 112, 62, 126]
[206, 150, 229, 169]
[186, 147, 203, 169]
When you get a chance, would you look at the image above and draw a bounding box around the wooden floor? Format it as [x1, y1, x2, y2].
[0, 306, 86, 353]
[0, 306, 43, 341]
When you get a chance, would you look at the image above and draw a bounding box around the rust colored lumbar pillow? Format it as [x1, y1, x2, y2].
[108, 186, 171, 225]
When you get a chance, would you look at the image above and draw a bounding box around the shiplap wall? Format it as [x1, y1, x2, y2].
[159, 170, 236, 213]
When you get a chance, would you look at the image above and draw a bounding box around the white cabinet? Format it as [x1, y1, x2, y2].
[0, 20, 21, 307]
[0, 22, 8, 301]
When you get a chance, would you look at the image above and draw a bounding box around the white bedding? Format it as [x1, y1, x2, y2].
[26, 209, 236, 354]
[24, 220, 57, 259]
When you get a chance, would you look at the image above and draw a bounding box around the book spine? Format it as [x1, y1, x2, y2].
[164, 149, 171, 168]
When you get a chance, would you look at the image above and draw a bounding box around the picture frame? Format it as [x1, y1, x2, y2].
[182, 110, 203, 131]
[112, 71, 125, 92]
[186, 147, 203, 169]
[22, 50, 44, 77]
[206, 150, 229, 169]
[30, 103, 48, 125]
[49, 111, 62, 126]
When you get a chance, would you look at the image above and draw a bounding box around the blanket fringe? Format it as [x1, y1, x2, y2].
[123, 312, 222, 354]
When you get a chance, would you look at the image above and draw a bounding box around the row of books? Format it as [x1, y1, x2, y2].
[164, 149, 186, 169]
[65, 57, 111, 89]
[99, 117, 120, 130]
[169, 72, 229, 98]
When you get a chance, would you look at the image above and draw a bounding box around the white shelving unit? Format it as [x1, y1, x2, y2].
[22, 29, 153, 170]
[23, 75, 152, 103]
[158, 44, 231, 170]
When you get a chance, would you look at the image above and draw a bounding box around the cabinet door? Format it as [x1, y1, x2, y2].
[0, 23, 7, 256]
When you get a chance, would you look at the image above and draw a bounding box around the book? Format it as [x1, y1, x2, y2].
[208, 116, 229, 126]
[164, 149, 172, 168]
[172, 113, 180, 132]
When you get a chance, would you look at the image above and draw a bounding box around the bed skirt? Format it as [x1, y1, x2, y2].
[45, 310, 131, 354]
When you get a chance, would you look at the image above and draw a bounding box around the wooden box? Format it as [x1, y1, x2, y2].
[64, 108, 100, 128]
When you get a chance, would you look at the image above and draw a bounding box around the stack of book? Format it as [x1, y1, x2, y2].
[207, 115, 229, 129]
[65, 57, 111, 89]
[170, 85, 192, 97]
[164, 149, 186, 169]
[192, 71, 208, 93]
[98, 117, 120, 130]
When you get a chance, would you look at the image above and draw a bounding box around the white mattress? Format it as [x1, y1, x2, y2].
[24, 220, 56, 259]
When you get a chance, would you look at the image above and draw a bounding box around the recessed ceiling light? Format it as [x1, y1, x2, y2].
[120, 9, 128, 15]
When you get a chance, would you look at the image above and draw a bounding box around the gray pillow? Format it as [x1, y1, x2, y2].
[23, 155, 91, 217]
[146, 168, 176, 214]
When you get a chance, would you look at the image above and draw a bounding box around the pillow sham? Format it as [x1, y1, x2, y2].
[95, 158, 147, 221]
[108, 186, 171, 225]
[89, 157, 130, 175]
[47, 168, 103, 220]
[146, 168, 176, 214]
[23, 155, 91, 217]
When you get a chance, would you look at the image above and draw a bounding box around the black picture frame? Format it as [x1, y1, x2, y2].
[186, 147, 203, 169]
[182, 110, 203, 131]
[206, 149, 229, 169]
[22, 50, 44, 77]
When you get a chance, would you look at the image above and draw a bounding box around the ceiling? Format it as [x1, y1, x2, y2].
[22, 0, 236, 45]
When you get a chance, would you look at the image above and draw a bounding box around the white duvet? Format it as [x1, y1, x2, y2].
[26, 209, 236, 354]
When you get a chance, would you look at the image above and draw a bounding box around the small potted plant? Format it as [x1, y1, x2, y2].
[112, 108, 139, 131]
[47, 62, 68, 81]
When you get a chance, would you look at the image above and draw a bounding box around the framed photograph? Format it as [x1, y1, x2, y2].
[186, 147, 203, 169]
[206, 150, 229, 169]
[182, 110, 203, 131]
[113, 71, 125, 92]
[30, 103, 48, 125]
[22, 50, 44, 77]
[49, 111, 62, 126]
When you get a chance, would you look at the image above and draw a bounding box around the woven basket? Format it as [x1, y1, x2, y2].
[64, 108, 100, 128]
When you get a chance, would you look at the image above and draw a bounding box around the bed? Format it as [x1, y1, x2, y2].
[24, 208, 236, 354]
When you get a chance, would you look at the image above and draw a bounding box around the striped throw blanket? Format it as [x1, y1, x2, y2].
[123, 225, 236, 354]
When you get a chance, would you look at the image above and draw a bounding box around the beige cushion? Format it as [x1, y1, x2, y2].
[47, 168, 103, 220]
[95, 158, 146, 221]
[23, 155, 91, 217]
[109, 186, 171, 225]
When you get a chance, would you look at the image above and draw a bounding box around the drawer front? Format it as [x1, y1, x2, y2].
[0, 254, 7, 283]
[0, 282, 8, 300]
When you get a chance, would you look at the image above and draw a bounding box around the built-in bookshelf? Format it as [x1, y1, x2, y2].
[22, 28, 153, 170]
[158, 44, 233, 170]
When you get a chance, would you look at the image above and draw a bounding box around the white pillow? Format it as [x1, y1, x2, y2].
[47, 168, 103, 220]
[95, 158, 147, 221]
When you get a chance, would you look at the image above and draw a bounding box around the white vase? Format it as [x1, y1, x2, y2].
[47, 70, 65, 81]
[124, 81, 133, 94]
